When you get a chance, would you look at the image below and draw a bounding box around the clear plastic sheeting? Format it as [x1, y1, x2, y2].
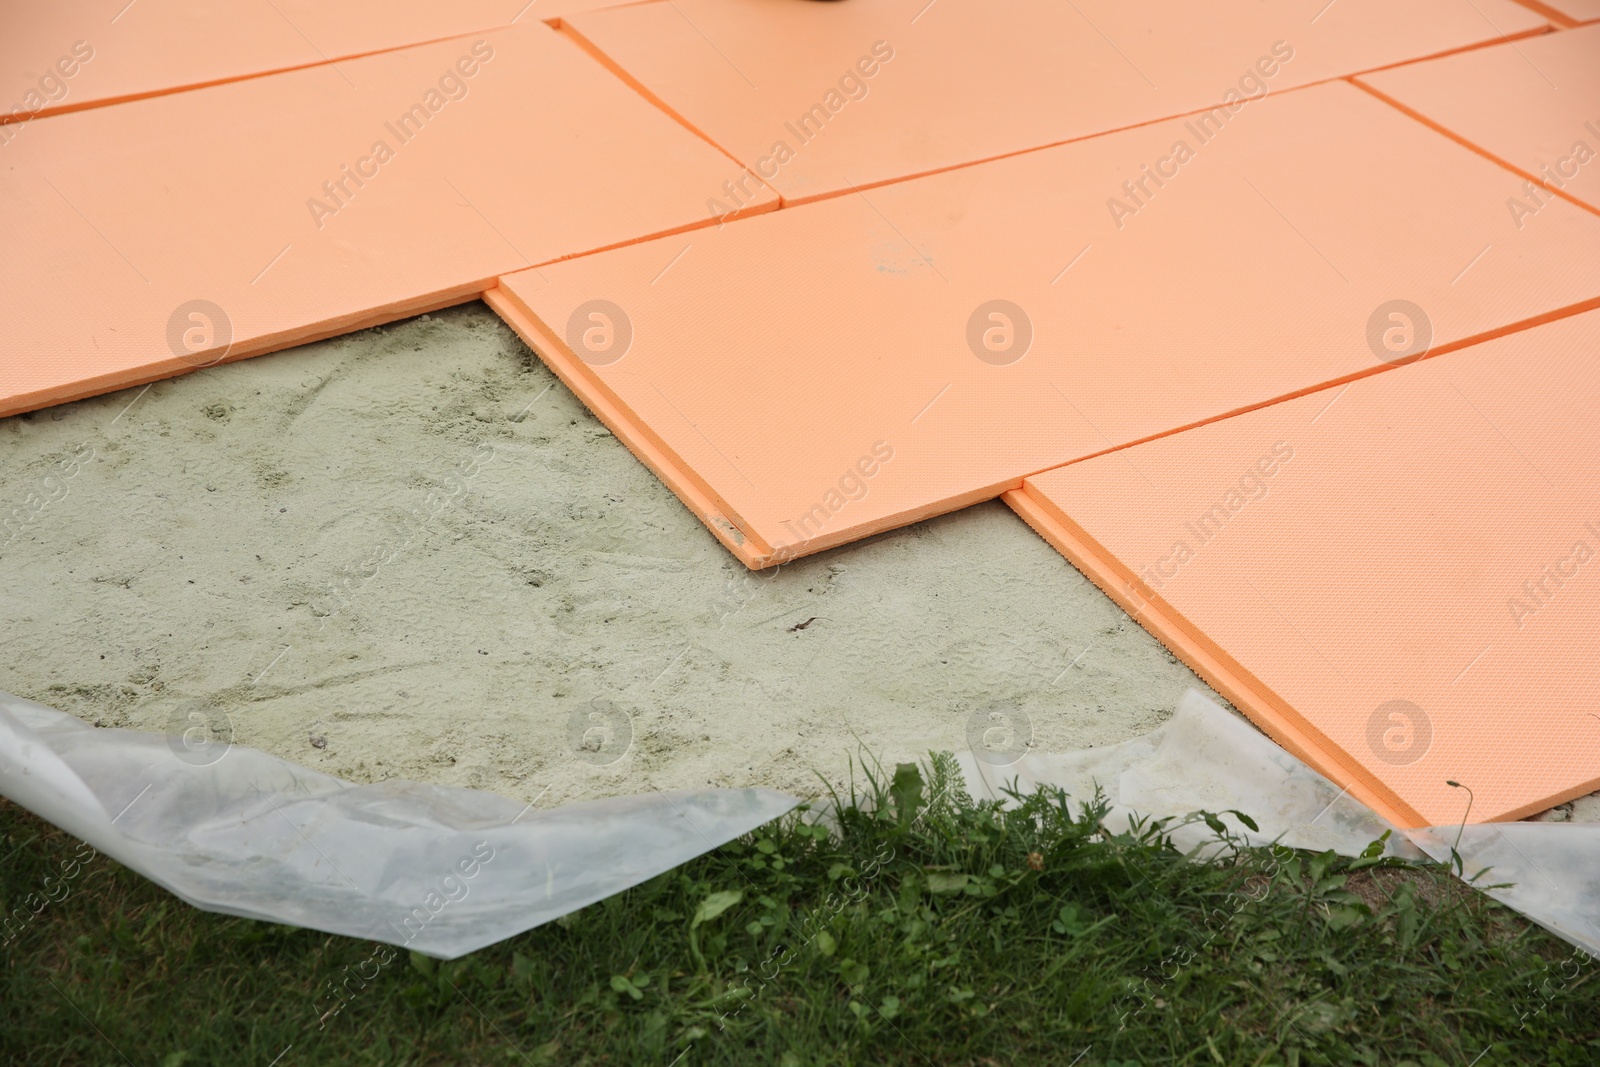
[959, 689, 1600, 960]
[0, 690, 798, 959]
[1408, 823, 1600, 961]
[958, 689, 1423, 860]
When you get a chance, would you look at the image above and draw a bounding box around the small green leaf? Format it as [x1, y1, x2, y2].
[816, 930, 837, 957]
[692, 890, 744, 929]
[710, 985, 753, 1007]
[891, 763, 925, 828]
[1317, 952, 1349, 977]
[607, 972, 650, 1000]
[1052, 903, 1091, 936]
[927, 873, 969, 895]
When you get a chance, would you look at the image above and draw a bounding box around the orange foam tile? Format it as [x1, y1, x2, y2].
[490, 81, 1600, 569]
[1359, 23, 1600, 215]
[0, 0, 630, 127]
[1519, 0, 1600, 24]
[562, 0, 1546, 203]
[0, 25, 772, 418]
[1011, 309, 1600, 829]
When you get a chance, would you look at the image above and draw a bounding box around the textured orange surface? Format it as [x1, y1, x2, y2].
[562, 0, 1547, 203]
[1014, 309, 1600, 827]
[1, 24, 772, 418]
[1524, 0, 1600, 24]
[1358, 23, 1600, 214]
[494, 82, 1600, 567]
[0, 0, 627, 123]
[5, 0, 1600, 836]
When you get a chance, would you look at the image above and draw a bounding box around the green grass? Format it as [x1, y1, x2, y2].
[2, 756, 1596, 1066]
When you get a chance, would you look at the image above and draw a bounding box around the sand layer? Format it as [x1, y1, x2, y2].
[0, 302, 1223, 810]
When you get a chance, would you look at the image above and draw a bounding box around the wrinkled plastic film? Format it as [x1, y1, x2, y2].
[1408, 823, 1600, 961]
[9, 685, 1597, 963]
[0, 691, 797, 958]
[958, 689, 1600, 960]
[958, 690, 1422, 860]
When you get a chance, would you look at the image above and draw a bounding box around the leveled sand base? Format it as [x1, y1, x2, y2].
[0, 301, 1249, 810]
